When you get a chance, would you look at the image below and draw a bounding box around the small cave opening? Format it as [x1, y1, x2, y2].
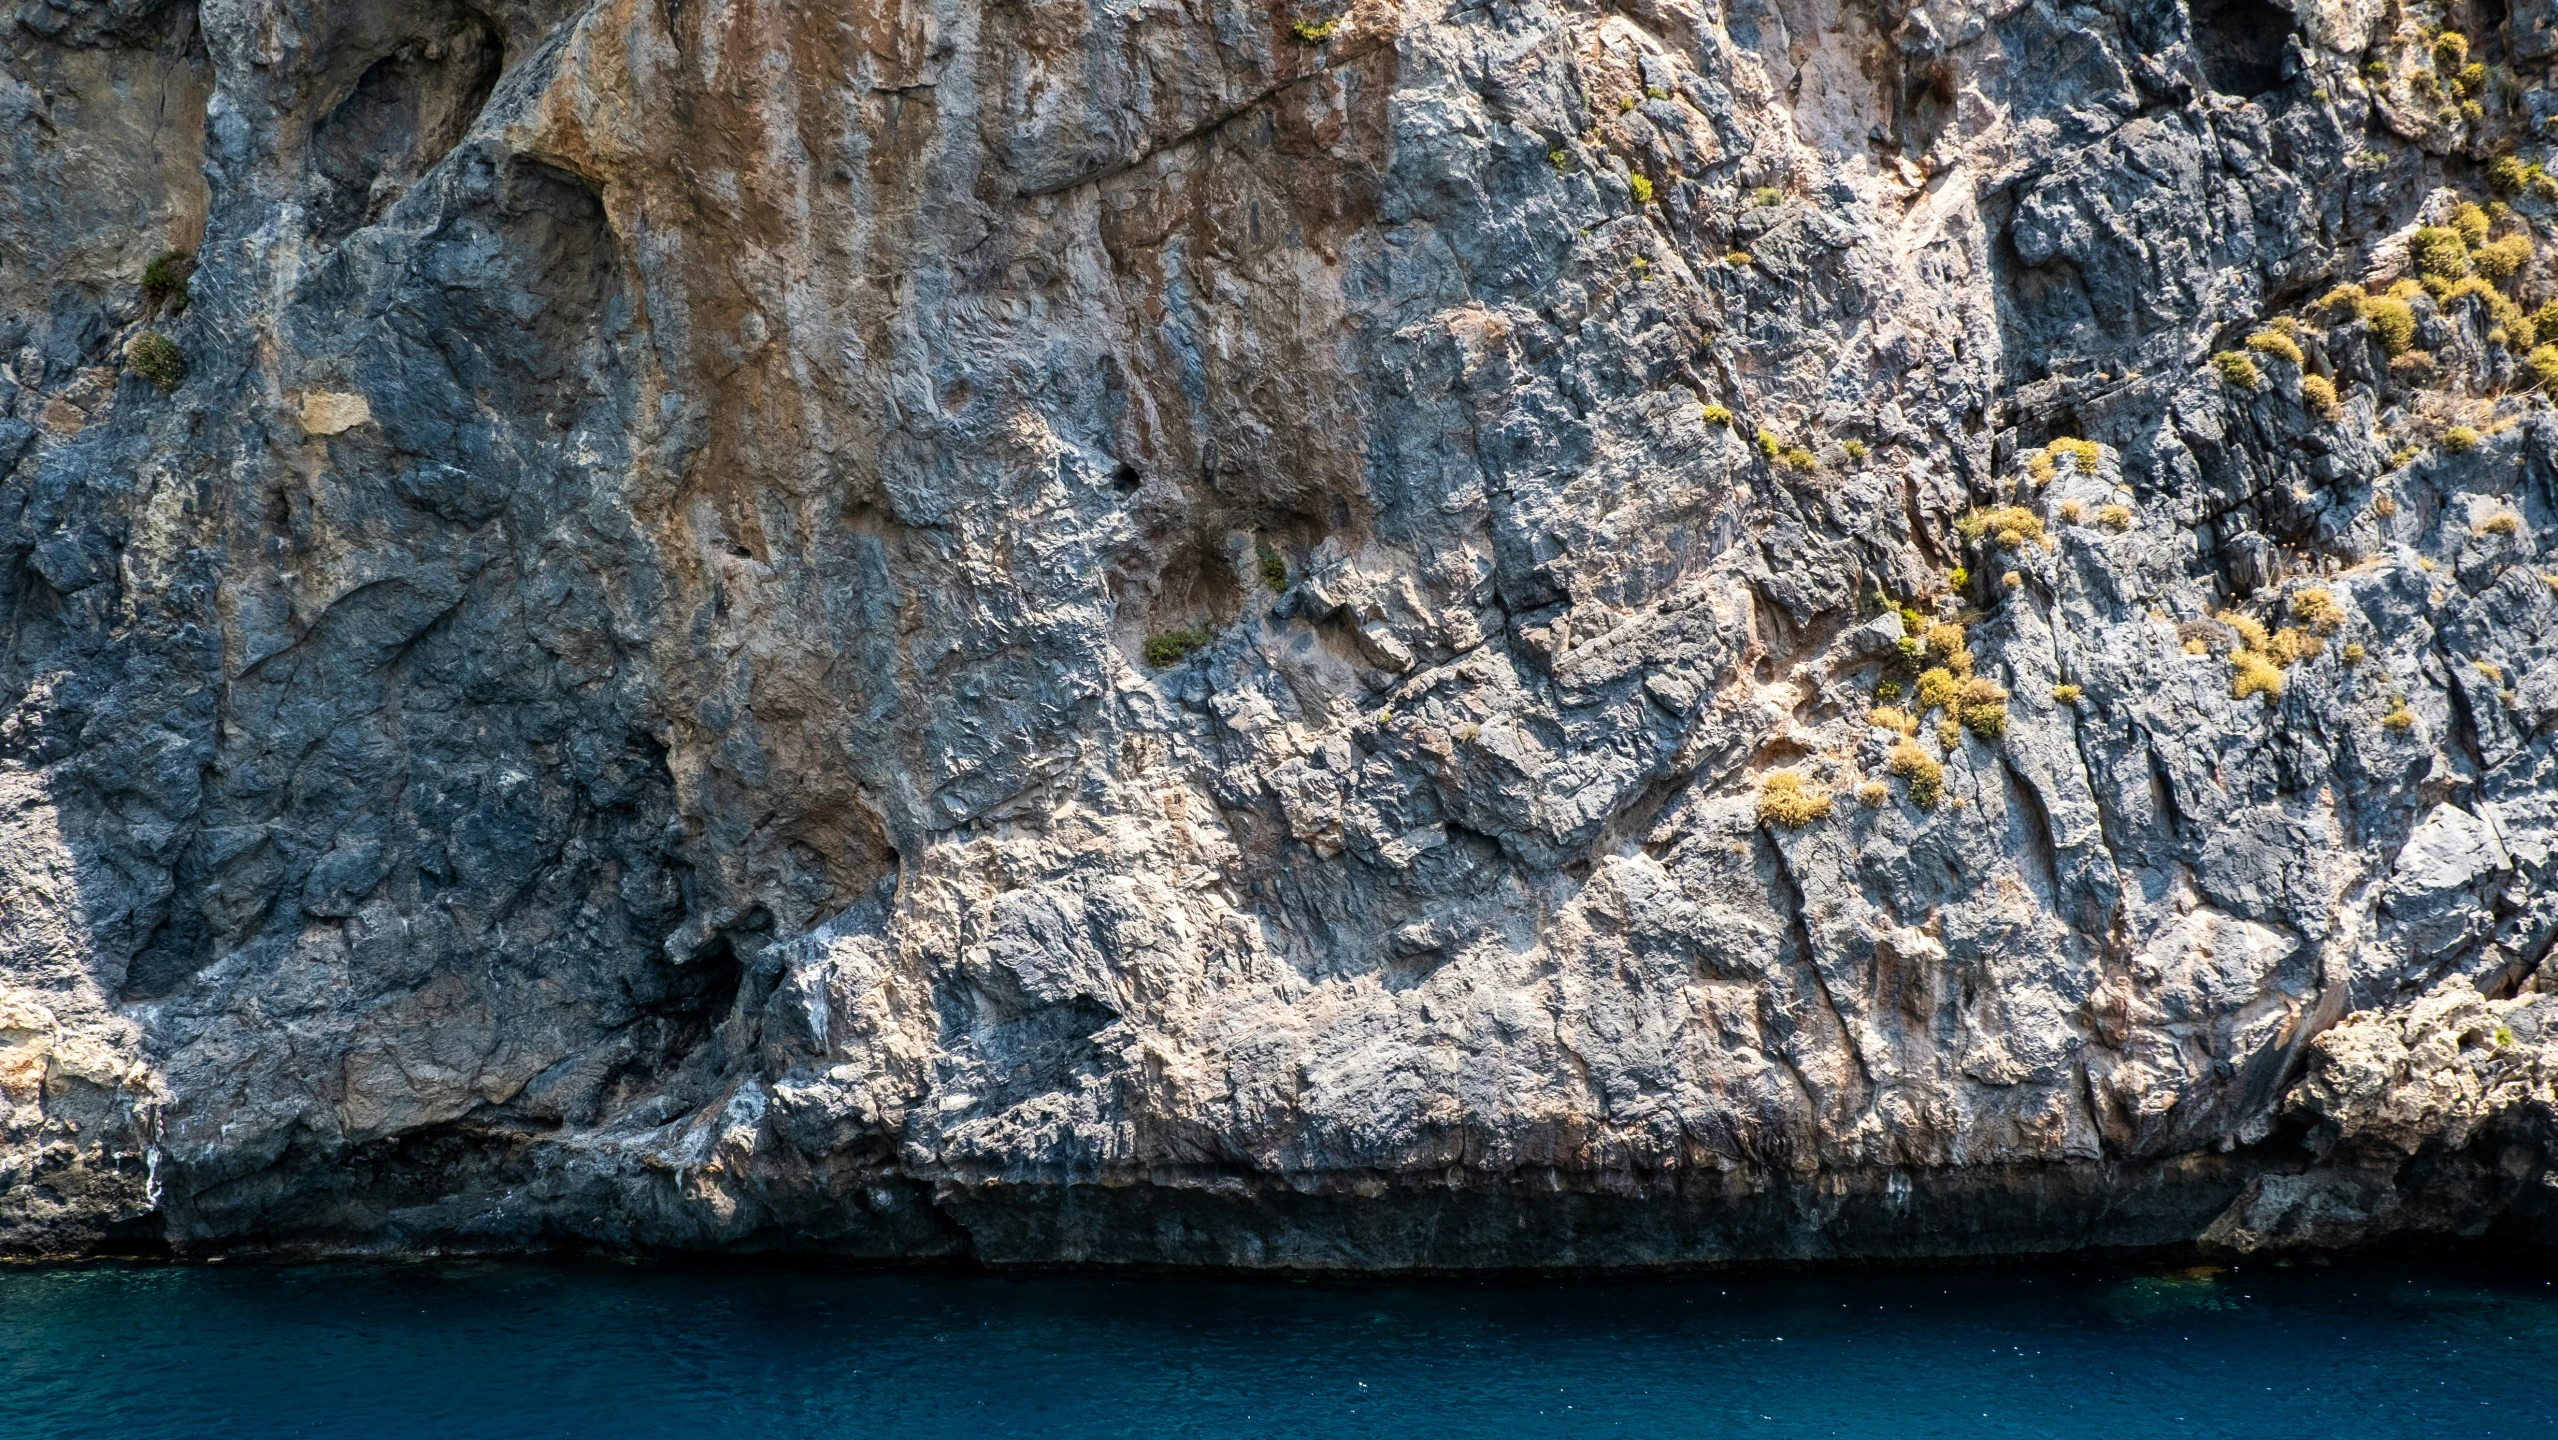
[1130, 533, 1245, 642]
[1895, 57, 1961, 158]
[2189, 0, 2293, 99]
[629, 925, 748, 1074]
[308, 17, 504, 243]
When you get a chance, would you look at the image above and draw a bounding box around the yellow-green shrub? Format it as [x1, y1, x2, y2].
[1925, 621, 1972, 674]
[1887, 740, 1944, 808]
[2098, 504, 2133, 530]
[2231, 650, 2285, 701]
[1956, 505, 2049, 550]
[1957, 676, 2009, 739]
[2444, 425, 2480, 453]
[2411, 226, 2472, 278]
[2301, 373, 2340, 416]
[2212, 351, 2262, 388]
[2474, 233, 2533, 280]
[2290, 587, 2345, 634]
[2359, 296, 2418, 354]
[2450, 200, 2489, 245]
[1758, 771, 1833, 828]
[2246, 329, 2304, 366]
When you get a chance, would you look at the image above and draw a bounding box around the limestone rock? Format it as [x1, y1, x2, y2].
[3, 0, 2557, 1264]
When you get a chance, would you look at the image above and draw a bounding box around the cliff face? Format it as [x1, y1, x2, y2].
[3, 0, 2557, 1266]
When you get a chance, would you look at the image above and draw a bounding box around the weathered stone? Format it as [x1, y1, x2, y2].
[3, 0, 2557, 1266]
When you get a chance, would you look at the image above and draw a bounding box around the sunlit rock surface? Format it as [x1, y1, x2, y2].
[4, 0, 2556, 1263]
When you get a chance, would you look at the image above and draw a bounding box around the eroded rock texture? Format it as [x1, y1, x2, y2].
[5, 0, 2558, 1264]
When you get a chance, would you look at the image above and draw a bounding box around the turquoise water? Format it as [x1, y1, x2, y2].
[3, 1258, 2554, 1437]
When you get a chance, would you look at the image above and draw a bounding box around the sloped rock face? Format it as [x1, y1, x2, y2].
[4, 0, 2557, 1265]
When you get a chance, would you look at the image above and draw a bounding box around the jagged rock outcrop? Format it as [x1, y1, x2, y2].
[5, 0, 2558, 1265]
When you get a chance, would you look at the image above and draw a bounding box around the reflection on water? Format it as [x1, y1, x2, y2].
[2, 1255, 2553, 1439]
[2101, 1264, 2245, 1320]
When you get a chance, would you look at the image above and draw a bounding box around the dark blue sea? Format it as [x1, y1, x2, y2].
[2, 1256, 2552, 1437]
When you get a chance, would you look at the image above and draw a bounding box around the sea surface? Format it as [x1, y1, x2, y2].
[2, 1254, 2553, 1437]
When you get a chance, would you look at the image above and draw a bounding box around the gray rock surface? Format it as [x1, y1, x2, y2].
[4, 0, 2557, 1265]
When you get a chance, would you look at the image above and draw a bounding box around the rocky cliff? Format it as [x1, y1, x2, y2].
[4, 0, 2558, 1266]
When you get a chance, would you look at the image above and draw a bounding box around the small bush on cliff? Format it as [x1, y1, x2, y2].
[1857, 780, 1890, 807]
[1924, 620, 1972, 672]
[1888, 740, 1944, 808]
[2475, 232, 2534, 280]
[2231, 650, 2285, 702]
[2382, 701, 2417, 732]
[2245, 329, 2304, 367]
[2301, 373, 2340, 417]
[141, 250, 192, 311]
[2411, 226, 2472, 279]
[2058, 499, 2085, 523]
[2098, 504, 2133, 530]
[1915, 666, 1960, 713]
[1956, 676, 2009, 739]
[2479, 510, 2523, 535]
[1757, 771, 1832, 828]
[2444, 425, 2481, 453]
[1289, 17, 1338, 41]
[2212, 351, 2261, 389]
[2358, 296, 2418, 354]
[2530, 346, 2558, 390]
[1629, 173, 1655, 205]
[2290, 587, 2345, 634]
[2052, 683, 2083, 705]
[1956, 505, 2048, 550]
[2449, 200, 2489, 246]
[1702, 403, 1733, 427]
[1144, 628, 1213, 667]
[1256, 538, 1289, 590]
[126, 332, 184, 390]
